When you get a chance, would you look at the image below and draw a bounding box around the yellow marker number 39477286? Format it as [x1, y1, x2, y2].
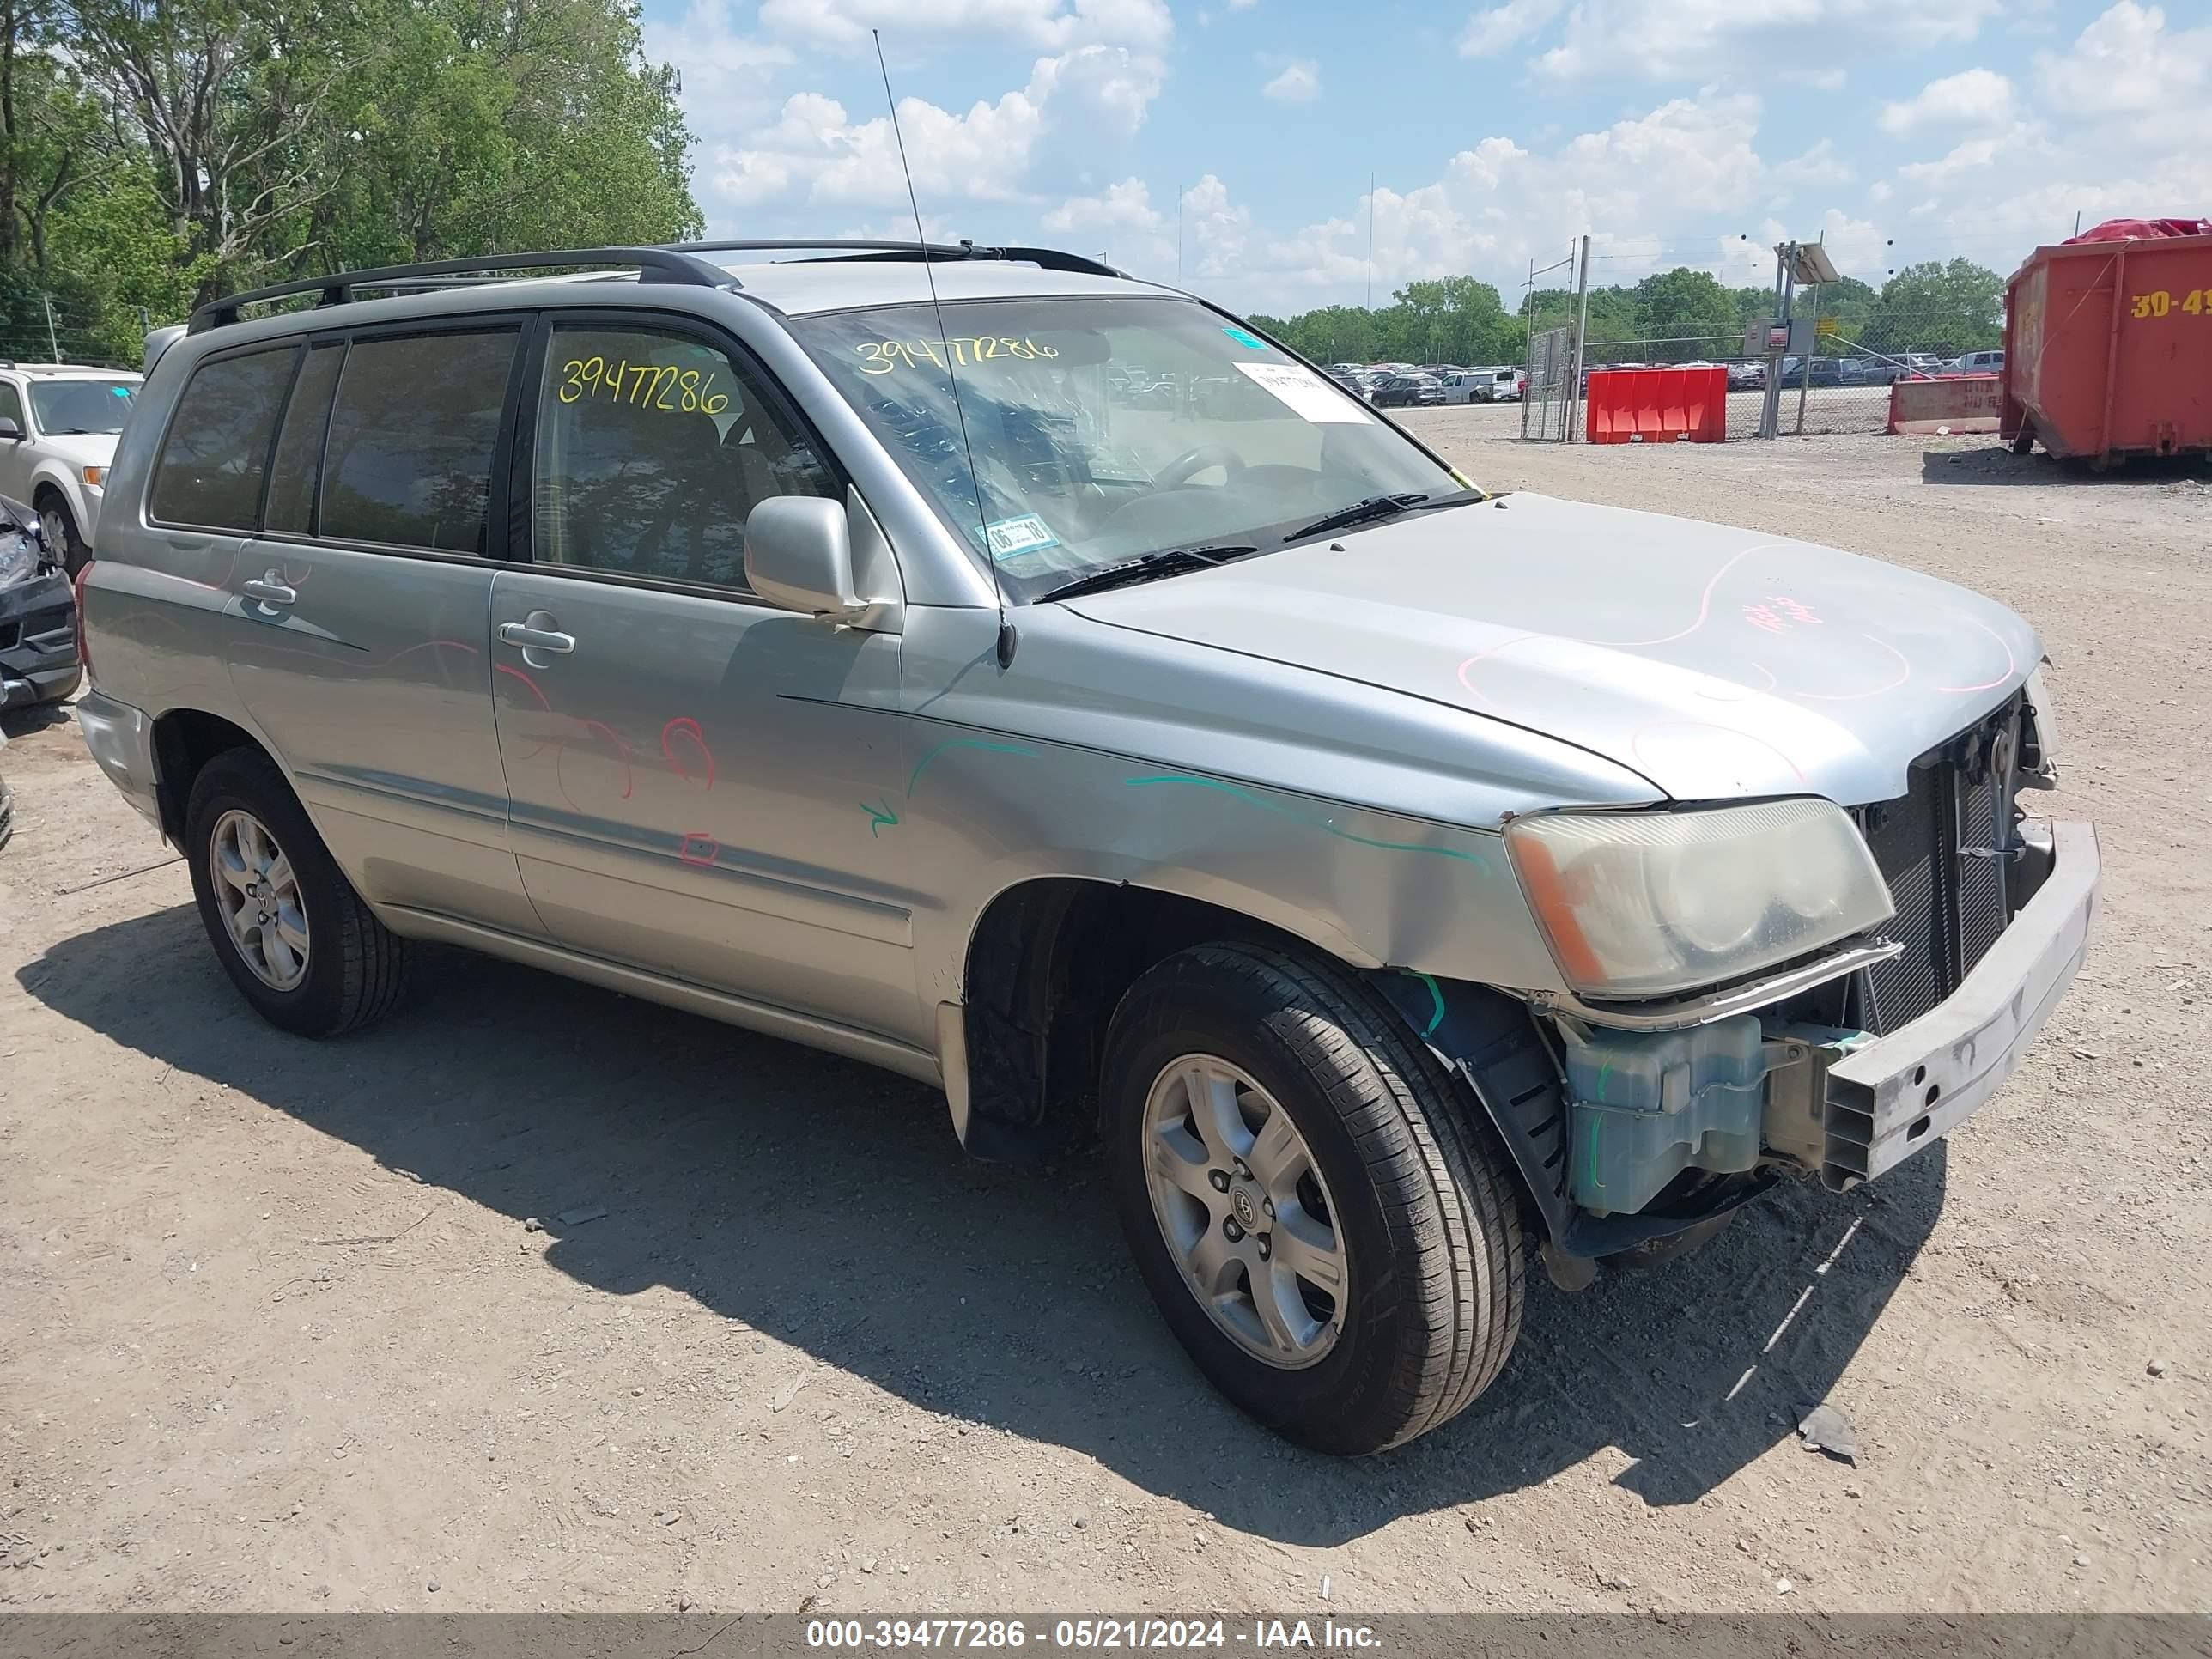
[2130, 289, 2212, 319]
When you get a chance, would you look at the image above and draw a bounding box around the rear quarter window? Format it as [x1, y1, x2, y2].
[319, 330, 518, 554]
[149, 347, 301, 531]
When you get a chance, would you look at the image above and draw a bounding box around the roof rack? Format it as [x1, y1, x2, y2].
[661, 240, 1130, 279]
[186, 239, 1136, 336]
[188, 246, 736, 334]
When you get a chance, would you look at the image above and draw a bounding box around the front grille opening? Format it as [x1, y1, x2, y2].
[1851, 692, 2026, 1036]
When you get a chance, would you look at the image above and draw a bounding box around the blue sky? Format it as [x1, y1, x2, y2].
[635, 1, 2211, 314]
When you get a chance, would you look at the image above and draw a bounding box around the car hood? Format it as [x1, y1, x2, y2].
[1062, 492, 2039, 806]
[33, 431, 119, 466]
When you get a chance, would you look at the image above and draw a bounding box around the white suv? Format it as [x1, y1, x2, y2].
[0, 361, 144, 573]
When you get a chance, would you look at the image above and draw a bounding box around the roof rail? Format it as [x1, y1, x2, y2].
[662, 240, 1130, 280]
[187, 246, 736, 334]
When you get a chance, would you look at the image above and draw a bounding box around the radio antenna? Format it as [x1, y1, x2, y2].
[872, 29, 1016, 670]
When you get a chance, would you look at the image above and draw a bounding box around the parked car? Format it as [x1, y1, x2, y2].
[0, 489, 80, 712]
[0, 362, 143, 574]
[77, 239, 2097, 1455]
[1779, 356, 1845, 387]
[1895, 354, 1948, 380]
[1838, 357, 1900, 386]
[1368, 372, 1445, 408]
[1437, 368, 1520, 405]
[1948, 349, 2006, 375]
[1725, 360, 1765, 389]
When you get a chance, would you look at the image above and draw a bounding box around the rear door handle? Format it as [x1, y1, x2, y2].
[242, 576, 296, 606]
[497, 622, 575, 654]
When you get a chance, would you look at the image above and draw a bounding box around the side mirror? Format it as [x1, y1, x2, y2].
[745, 496, 868, 622]
[0, 417, 21, 441]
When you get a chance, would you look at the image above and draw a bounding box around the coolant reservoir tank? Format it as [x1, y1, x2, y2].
[1562, 1014, 1770, 1216]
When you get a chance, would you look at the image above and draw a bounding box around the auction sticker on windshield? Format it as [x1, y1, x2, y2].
[977, 514, 1060, 561]
[1233, 362, 1374, 423]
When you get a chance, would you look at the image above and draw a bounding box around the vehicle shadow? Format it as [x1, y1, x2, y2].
[19, 905, 1940, 1542]
[0, 697, 73, 738]
[1920, 445, 2212, 486]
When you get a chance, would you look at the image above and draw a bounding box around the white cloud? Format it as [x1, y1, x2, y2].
[757, 0, 1174, 52]
[710, 45, 1164, 210]
[1261, 60, 1320, 102]
[1772, 139, 1854, 190]
[1530, 0, 2000, 82]
[1458, 0, 1565, 58]
[641, 0, 794, 150]
[2033, 2, 2211, 120]
[1878, 68, 2016, 135]
[1043, 177, 1164, 233]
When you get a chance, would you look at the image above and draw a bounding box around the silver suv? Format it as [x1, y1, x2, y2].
[76, 242, 2098, 1453]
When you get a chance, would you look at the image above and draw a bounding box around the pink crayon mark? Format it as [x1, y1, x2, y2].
[494, 661, 556, 759]
[678, 832, 720, 866]
[384, 638, 481, 669]
[1742, 602, 1787, 635]
[1768, 595, 1820, 624]
[1789, 633, 1911, 702]
[1935, 617, 2018, 694]
[661, 717, 714, 790]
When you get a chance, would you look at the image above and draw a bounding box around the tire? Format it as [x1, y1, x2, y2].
[1102, 942, 1526, 1455]
[184, 747, 407, 1036]
[35, 493, 88, 577]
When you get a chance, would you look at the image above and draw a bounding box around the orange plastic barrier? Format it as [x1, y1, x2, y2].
[1887, 374, 2003, 434]
[1584, 366, 1727, 444]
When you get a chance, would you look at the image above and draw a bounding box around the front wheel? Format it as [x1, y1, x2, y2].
[36, 495, 87, 577]
[1102, 943, 1526, 1454]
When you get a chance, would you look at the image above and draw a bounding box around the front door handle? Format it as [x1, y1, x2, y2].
[497, 621, 575, 654]
[242, 575, 297, 606]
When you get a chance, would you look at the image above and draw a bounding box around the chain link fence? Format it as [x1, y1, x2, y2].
[1520, 325, 1576, 441]
[0, 284, 167, 370]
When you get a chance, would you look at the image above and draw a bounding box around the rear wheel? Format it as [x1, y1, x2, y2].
[185, 748, 407, 1036]
[1102, 943, 1526, 1454]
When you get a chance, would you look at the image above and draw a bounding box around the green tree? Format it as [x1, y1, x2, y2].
[1865, 258, 2004, 357]
[1630, 268, 1737, 356]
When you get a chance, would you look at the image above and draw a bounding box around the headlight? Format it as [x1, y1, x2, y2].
[1504, 799, 1894, 1000]
[0, 526, 33, 586]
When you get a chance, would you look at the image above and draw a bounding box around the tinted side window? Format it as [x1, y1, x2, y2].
[0, 382, 22, 430]
[263, 343, 344, 536]
[321, 331, 517, 552]
[532, 325, 835, 590]
[149, 347, 300, 531]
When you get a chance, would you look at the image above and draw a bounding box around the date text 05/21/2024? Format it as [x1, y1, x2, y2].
[804, 1619, 1382, 1650]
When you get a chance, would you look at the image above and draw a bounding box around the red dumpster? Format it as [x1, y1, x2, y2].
[2002, 230, 2212, 465]
[1584, 366, 1726, 444]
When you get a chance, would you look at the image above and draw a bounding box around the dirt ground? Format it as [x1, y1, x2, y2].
[2, 415, 2207, 1616]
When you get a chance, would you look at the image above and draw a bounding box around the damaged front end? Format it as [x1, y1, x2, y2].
[1376, 682, 2099, 1288]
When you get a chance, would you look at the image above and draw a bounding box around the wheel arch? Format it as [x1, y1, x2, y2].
[151, 707, 268, 847]
[954, 874, 1337, 1163]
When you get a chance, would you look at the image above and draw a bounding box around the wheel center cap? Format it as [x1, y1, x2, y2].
[1228, 1183, 1263, 1232]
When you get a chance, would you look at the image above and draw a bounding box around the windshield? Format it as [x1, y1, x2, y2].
[793, 296, 1471, 600]
[30, 378, 137, 435]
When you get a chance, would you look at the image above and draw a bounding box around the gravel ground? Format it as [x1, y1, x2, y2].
[1, 416, 2207, 1615]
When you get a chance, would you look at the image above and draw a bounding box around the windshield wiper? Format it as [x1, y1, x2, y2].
[1284, 489, 1487, 544]
[1038, 544, 1261, 602]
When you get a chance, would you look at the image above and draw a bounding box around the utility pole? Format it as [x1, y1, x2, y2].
[1565, 234, 1591, 442]
[1759, 242, 1792, 440]
[42, 295, 59, 362]
[1364, 171, 1375, 312]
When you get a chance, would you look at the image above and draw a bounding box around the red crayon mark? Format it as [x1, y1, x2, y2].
[493, 661, 550, 708]
[574, 719, 635, 800]
[661, 717, 714, 790]
[678, 832, 720, 866]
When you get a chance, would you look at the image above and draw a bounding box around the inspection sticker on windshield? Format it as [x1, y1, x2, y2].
[976, 514, 1060, 561]
[1233, 362, 1373, 423]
